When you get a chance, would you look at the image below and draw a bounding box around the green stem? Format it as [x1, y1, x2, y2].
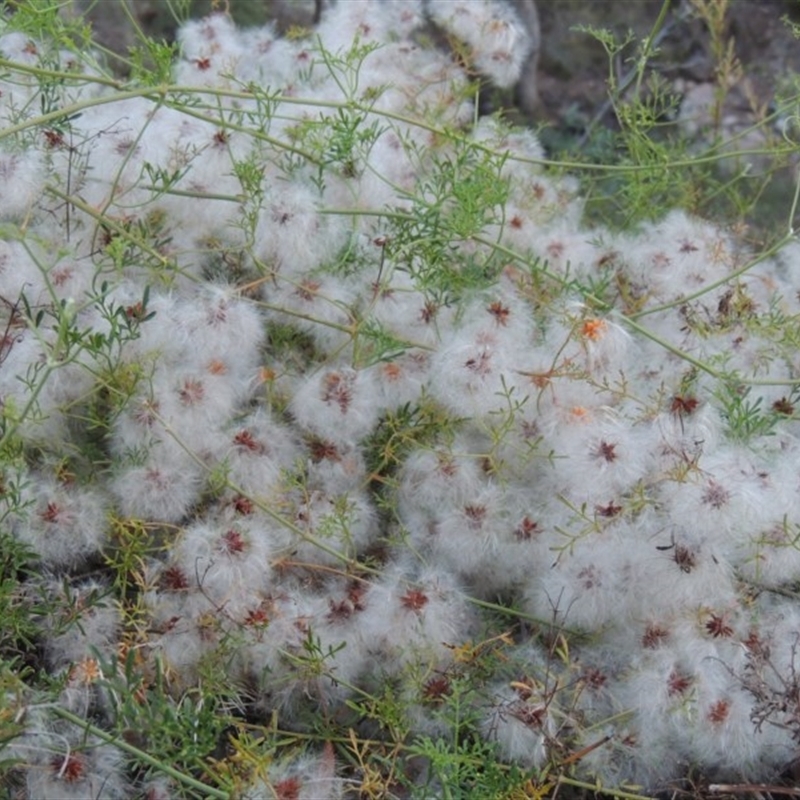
[557, 775, 656, 800]
[465, 595, 584, 638]
[318, 207, 416, 221]
[3, 59, 793, 176]
[622, 315, 721, 379]
[44, 186, 174, 272]
[472, 234, 600, 304]
[633, 0, 672, 101]
[157, 96, 322, 166]
[0, 85, 161, 141]
[630, 230, 794, 320]
[0, 363, 55, 452]
[0, 57, 124, 89]
[788, 161, 800, 236]
[50, 706, 230, 799]
[139, 185, 244, 203]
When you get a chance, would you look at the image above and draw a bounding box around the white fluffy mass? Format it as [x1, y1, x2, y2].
[2, 1, 800, 796]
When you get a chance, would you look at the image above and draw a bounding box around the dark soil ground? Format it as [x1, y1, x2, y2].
[540, 2, 798, 112]
[537, 0, 800, 141]
[72, 1, 800, 136]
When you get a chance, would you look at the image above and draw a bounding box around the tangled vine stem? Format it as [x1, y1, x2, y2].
[50, 706, 229, 799]
[3, 1, 800, 796]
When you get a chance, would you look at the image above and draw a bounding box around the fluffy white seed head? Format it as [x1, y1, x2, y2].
[13, 476, 108, 569]
[290, 366, 381, 446]
[426, 0, 532, 88]
[0, 148, 44, 220]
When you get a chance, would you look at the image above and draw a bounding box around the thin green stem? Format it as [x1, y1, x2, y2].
[50, 706, 230, 799]
[3, 59, 793, 177]
[472, 234, 598, 303]
[147, 404, 366, 569]
[630, 230, 794, 320]
[0, 363, 56, 452]
[157, 96, 323, 165]
[788, 162, 800, 235]
[117, 0, 151, 47]
[622, 315, 720, 379]
[138, 186, 244, 203]
[0, 85, 162, 141]
[95, 92, 166, 229]
[557, 775, 656, 800]
[44, 185, 175, 270]
[0, 57, 124, 89]
[465, 595, 584, 638]
[633, 0, 672, 101]
[317, 207, 416, 221]
[476, 233, 800, 387]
